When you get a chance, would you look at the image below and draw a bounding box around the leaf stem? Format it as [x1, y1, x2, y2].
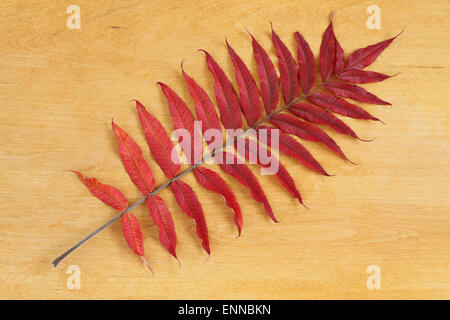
[52, 77, 332, 267]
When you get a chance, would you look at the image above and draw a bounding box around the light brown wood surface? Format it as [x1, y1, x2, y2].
[0, 0, 448, 299]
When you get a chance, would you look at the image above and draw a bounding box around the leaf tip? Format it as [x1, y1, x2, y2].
[358, 136, 376, 142]
[180, 60, 185, 72]
[347, 158, 359, 166]
[141, 255, 154, 274]
[70, 169, 83, 179]
[134, 99, 145, 111]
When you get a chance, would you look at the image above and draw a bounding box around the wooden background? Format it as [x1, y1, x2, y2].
[0, 0, 448, 299]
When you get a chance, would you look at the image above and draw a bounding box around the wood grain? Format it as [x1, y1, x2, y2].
[0, 0, 448, 299]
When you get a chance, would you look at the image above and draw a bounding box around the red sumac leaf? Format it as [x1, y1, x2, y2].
[345, 32, 400, 70]
[325, 81, 391, 105]
[112, 121, 155, 195]
[193, 167, 243, 236]
[319, 20, 336, 81]
[294, 31, 316, 94]
[227, 40, 262, 127]
[270, 113, 350, 161]
[257, 126, 329, 176]
[121, 212, 152, 272]
[249, 32, 279, 115]
[136, 101, 181, 179]
[272, 27, 299, 104]
[308, 92, 380, 121]
[337, 69, 392, 83]
[201, 49, 242, 129]
[146, 195, 177, 259]
[218, 151, 277, 223]
[182, 66, 222, 132]
[72, 170, 128, 211]
[171, 180, 210, 254]
[289, 103, 361, 140]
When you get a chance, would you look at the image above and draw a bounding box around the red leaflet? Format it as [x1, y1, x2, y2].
[147, 195, 177, 259]
[249, 32, 279, 115]
[112, 120, 178, 260]
[257, 126, 329, 176]
[137, 101, 208, 254]
[338, 69, 392, 83]
[334, 35, 345, 75]
[289, 103, 360, 140]
[308, 92, 380, 121]
[121, 212, 152, 272]
[164, 75, 242, 235]
[136, 101, 181, 179]
[193, 167, 243, 236]
[272, 27, 299, 104]
[201, 49, 242, 129]
[345, 32, 400, 70]
[319, 20, 336, 81]
[227, 40, 262, 127]
[182, 66, 222, 132]
[158, 82, 195, 136]
[73, 171, 151, 271]
[240, 138, 304, 206]
[271, 113, 350, 161]
[112, 121, 155, 195]
[171, 180, 210, 254]
[218, 151, 277, 223]
[72, 170, 128, 211]
[325, 81, 391, 105]
[295, 31, 316, 94]
[158, 82, 200, 163]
